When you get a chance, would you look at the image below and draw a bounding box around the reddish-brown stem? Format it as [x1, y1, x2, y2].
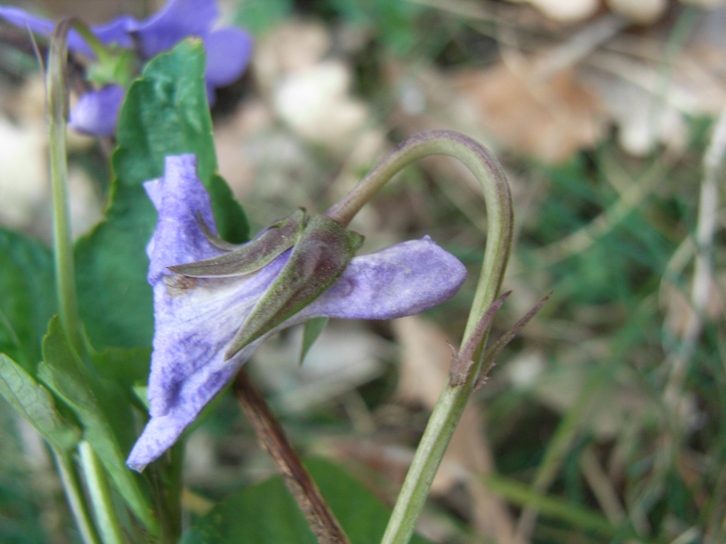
[233, 369, 351, 544]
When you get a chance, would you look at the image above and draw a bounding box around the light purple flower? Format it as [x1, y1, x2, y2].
[0, 0, 252, 135]
[68, 85, 125, 137]
[126, 154, 467, 471]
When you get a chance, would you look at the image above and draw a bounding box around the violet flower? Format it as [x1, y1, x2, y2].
[126, 154, 467, 471]
[0, 0, 252, 135]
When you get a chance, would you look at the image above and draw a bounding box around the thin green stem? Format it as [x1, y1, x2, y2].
[326, 131, 512, 332]
[48, 20, 130, 543]
[47, 19, 83, 357]
[79, 442, 125, 544]
[165, 443, 184, 542]
[327, 130, 513, 543]
[148, 443, 184, 543]
[69, 21, 112, 63]
[53, 448, 101, 544]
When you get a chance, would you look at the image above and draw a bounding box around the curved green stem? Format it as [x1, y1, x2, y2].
[148, 443, 184, 544]
[53, 448, 101, 544]
[68, 21, 112, 62]
[326, 131, 512, 332]
[48, 19, 83, 357]
[327, 131, 513, 543]
[79, 442, 124, 544]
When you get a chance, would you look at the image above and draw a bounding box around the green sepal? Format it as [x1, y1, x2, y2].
[86, 48, 137, 87]
[224, 215, 364, 360]
[170, 209, 305, 277]
[300, 317, 328, 365]
[69, 20, 136, 87]
[196, 212, 242, 251]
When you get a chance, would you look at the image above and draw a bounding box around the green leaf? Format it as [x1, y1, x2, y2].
[0, 353, 80, 452]
[181, 457, 433, 544]
[39, 317, 157, 533]
[112, 40, 217, 188]
[207, 173, 249, 246]
[89, 345, 151, 407]
[74, 187, 156, 349]
[75, 39, 248, 350]
[0, 228, 56, 372]
[182, 470, 312, 544]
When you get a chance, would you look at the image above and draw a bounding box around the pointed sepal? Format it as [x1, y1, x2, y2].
[225, 215, 364, 359]
[300, 317, 328, 365]
[169, 209, 305, 277]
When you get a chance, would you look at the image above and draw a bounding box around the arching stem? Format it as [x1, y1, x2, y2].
[327, 130, 513, 543]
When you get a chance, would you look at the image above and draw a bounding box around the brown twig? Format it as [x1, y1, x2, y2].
[233, 369, 351, 544]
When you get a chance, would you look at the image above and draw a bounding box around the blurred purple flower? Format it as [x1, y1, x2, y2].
[0, 0, 252, 136]
[126, 154, 467, 471]
[68, 85, 125, 136]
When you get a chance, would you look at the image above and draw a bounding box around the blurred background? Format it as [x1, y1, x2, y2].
[0, 0, 724, 542]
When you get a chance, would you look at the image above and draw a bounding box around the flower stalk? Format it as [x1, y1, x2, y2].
[233, 370, 351, 544]
[53, 448, 101, 544]
[327, 131, 514, 544]
[79, 441, 124, 544]
[48, 20, 127, 544]
[326, 131, 512, 332]
[48, 18, 84, 357]
[146, 447, 184, 544]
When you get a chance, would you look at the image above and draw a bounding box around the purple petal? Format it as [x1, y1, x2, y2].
[133, 0, 219, 58]
[126, 337, 260, 472]
[0, 7, 87, 54]
[0, 7, 56, 38]
[142, 153, 290, 416]
[205, 82, 217, 105]
[89, 16, 137, 50]
[0, 7, 135, 57]
[203, 27, 253, 88]
[299, 237, 466, 320]
[145, 251, 288, 418]
[143, 155, 222, 283]
[129, 154, 295, 471]
[129, 157, 465, 472]
[68, 85, 124, 136]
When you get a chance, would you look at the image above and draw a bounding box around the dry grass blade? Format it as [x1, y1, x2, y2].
[664, 103, 726, 416]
